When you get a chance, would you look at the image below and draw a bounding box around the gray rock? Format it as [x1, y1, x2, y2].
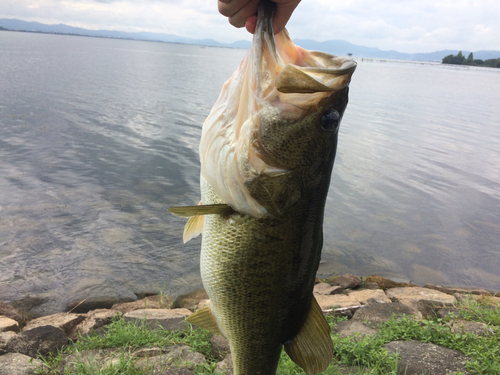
[123, 309, 192, 331]
[0, 331, 17, 355]
[405, 300, 455, 319]
[347, 289, 391, 304]
[210, 334, 230, 360]
[5, 325, 67, 358]
[173, 289, 209, 310]
[315, 294, 362, 310]
[333, 321, 378, 340]
[448, 319, 495, 336]
[331, 274, 362, 289]
[58, 348, 119, 373]
[364, 282, 379, 290]
[383, 340, 471, 375]
[215, 353, 233, 375]
[134, 345, 206, 372]
[112, 295, 174, 314]
[352, 302, 421, 327]
[386, 287, 456, 306]
[0, 302, 25, 323]
[0, 316, 19, 333]
[69, 308, 120, 340]
[313, 283, 343, 295]
[23, 312, 85, 335]
[436, 307, 459, 319]
[0, 353, 44, 375]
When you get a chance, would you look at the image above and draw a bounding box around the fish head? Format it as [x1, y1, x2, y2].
[200, 5, 356, 218]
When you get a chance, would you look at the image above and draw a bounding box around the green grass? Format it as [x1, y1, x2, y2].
[35, 295, 500, 375]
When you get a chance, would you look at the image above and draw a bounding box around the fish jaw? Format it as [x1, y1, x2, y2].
[199, 6, 355, 219]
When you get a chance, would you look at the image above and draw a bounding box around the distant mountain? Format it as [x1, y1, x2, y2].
[1, 18, 499, 62]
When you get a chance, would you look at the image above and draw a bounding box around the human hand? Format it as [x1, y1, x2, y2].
[218, 0, 301, 34]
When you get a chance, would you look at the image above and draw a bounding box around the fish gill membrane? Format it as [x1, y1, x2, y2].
[169, 2, 356, 375]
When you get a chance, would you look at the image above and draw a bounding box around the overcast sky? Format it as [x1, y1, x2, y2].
[1, 0, 499, 53]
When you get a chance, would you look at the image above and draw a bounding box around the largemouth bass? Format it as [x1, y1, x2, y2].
[169, 2, 356, 374]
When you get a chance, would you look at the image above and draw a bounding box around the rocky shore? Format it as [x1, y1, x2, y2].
[1, 275, 499, 375]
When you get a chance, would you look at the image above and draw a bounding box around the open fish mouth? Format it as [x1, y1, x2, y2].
[199, 6, 356, 218]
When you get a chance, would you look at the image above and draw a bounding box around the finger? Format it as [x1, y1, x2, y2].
[272, 0, 301, 34]
[245, 15, 258, 34]
[219, 0, 260, 28]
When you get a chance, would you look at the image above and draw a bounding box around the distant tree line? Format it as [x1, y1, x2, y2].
[442, 51, 500, 68]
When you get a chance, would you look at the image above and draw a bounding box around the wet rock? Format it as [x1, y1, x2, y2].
[386, 287, 456, 306]
[352, 302, 421, 327]
[0, 353, 44, 375]
[210, 334, 230, 360]
[124, 309, 192, 331]
[330, 274, 362, 289]
[69, 308, 121, 340]
[23, 312, 85, 335]
[0, 302, 25, 323]
[134, 345, 206, 372]
[10, 295, 50, 317]
[383, 340, 471, 375]
[215, 353, 233, 375]
[315, 294, 361, 310]
[347, 289, 391, 304]
[0, 316, 19, 333]
[333, 321, 378, 340]
[0, 331, 17, 354]
[66, 295, 136, 313]
[6, 325, 67, 358]
[173, 289, 209, 310]
[313, 283, 343, 295]
[112, 295, 174, 313]
[448, 319, 495, 336]
[364, 276, 418, 290]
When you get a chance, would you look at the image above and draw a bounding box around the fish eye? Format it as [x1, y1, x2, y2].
[320, 109, 341, 132]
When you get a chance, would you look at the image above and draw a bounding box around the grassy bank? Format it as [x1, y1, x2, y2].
[36, 295, 500, 375]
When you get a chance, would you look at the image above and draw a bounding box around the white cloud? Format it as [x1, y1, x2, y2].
[0, 0, 499, 53]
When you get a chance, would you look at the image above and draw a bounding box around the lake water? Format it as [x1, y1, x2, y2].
[1, 31, 499, 314]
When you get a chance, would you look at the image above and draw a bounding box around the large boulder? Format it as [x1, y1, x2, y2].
[347, 289, 392, 304]
[0, 353, 44, 375]
[123, 309, 192, 331]
[313, 283, 343, 295]
[383, 340, 471, 375]
[333, 321, 378, 340]
[386, 287, 456, 306]
[22, 312, 85, 335]
[352, 302, 421, 327]
[5, 325, 67, 358]
[69, 308, 121, 340]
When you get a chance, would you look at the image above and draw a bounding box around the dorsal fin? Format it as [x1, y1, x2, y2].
[284, 296, 333, 374]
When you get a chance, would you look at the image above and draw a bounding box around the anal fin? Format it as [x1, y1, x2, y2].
[284, 296, 333, 375]
[185, 306, 223, 336]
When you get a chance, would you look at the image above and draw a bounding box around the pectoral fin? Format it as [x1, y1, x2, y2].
[284, 296, 333, 375]
[168, 204, 234, 217]
[185, 306, 223, 336]
[182, 215, 204, 243]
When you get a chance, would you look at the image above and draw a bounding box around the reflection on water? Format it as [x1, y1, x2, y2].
[1, 31, 499, 314]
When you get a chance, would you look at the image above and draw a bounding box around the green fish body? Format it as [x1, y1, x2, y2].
[170, 3, 356, 374]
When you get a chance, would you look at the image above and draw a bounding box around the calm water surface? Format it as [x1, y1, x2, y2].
[1, 31, 499, 314]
